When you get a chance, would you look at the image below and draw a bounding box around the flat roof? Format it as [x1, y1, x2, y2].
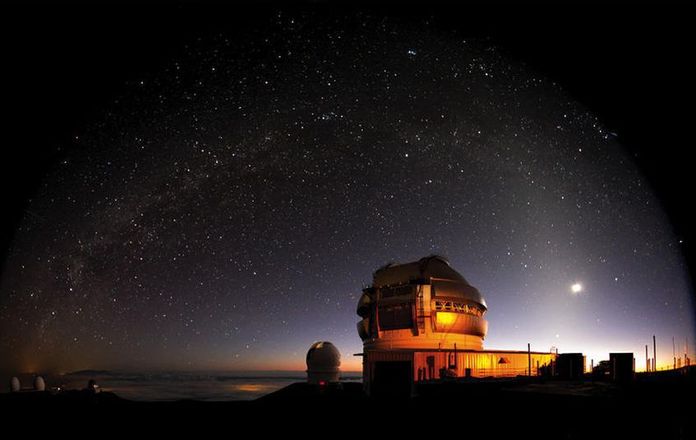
[363, 348, 557, 355]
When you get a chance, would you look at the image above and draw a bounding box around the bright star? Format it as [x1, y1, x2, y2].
[571, 283, 583, 294]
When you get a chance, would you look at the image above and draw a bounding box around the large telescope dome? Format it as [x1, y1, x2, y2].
[357, 255, 489, 351]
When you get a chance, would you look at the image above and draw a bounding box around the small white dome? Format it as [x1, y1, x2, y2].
[306, 341, 341, 385]
[306, 341, 341, 371]
[10, 377, 21, 392]
[33, 376, 46, 391]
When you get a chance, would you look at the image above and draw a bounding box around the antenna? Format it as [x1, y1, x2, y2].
[653, 335, 656, 372]
[527, 343, 531, 377]
[687, 337, 690, 367]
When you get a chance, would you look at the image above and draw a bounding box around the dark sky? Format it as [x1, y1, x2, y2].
[1, 2, 694, 374]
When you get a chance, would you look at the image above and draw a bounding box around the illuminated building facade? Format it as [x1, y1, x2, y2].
[357, 255, 556, 395]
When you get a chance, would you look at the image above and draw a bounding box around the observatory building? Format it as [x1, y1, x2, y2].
[306, 341, 341, 385]
[357, 255, 556, 395]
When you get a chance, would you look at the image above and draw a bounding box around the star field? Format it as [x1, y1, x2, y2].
[0, 13, 693, 373]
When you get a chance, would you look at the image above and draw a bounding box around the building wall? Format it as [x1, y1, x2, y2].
[363, 350, 414, 396]
[556, 353, 585, 379]
[414, 350, 556, 379]
[363, 349, 557, 393]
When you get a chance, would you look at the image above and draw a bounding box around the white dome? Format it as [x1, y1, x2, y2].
[306, 341, 341, 371]
[33, 376, 45, 391]
[10, 377, 21, 392]
[306, 341, 341, 384]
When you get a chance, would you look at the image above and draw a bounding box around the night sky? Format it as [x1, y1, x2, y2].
[1, 5, 694, 374]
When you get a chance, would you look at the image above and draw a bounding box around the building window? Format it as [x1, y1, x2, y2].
[378, 302, 413, 330]
[433, 300, 483, 317]
[380, 284, 416, 298]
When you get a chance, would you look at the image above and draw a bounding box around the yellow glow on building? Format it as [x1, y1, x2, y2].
[436, 311, 458, 327]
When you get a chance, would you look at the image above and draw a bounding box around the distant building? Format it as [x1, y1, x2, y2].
[356, 256, 557, 396]
[7, 375, 47, 393]
[33, 375, 46, 391]
[555, 353, 585, 379]
[306, 341, 341, 385]
[609, 352, 634, 382]
[10, 377, 20, 392]
[593, 360, 612, 378]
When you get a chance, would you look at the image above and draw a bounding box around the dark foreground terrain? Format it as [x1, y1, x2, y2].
[2, 372, 694, 439]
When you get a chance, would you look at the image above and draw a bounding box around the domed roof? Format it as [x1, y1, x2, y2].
[372, 255, 487, 309]
[306, 341, 341, 371]
[10, 377, 20, 392]
[33, 376, 46, 391]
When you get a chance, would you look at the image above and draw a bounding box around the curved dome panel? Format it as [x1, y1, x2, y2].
[356, 292, 371, 318]
[357, 318, 370, 340]
[372, 255, 487, 309]
[432, 280, 487, 310]
[373, 255, 468, 287]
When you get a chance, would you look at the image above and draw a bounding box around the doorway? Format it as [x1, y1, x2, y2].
[372, 361, 412, 398]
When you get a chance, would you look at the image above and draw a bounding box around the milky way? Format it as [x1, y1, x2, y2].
[1, 13, 693, 373]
